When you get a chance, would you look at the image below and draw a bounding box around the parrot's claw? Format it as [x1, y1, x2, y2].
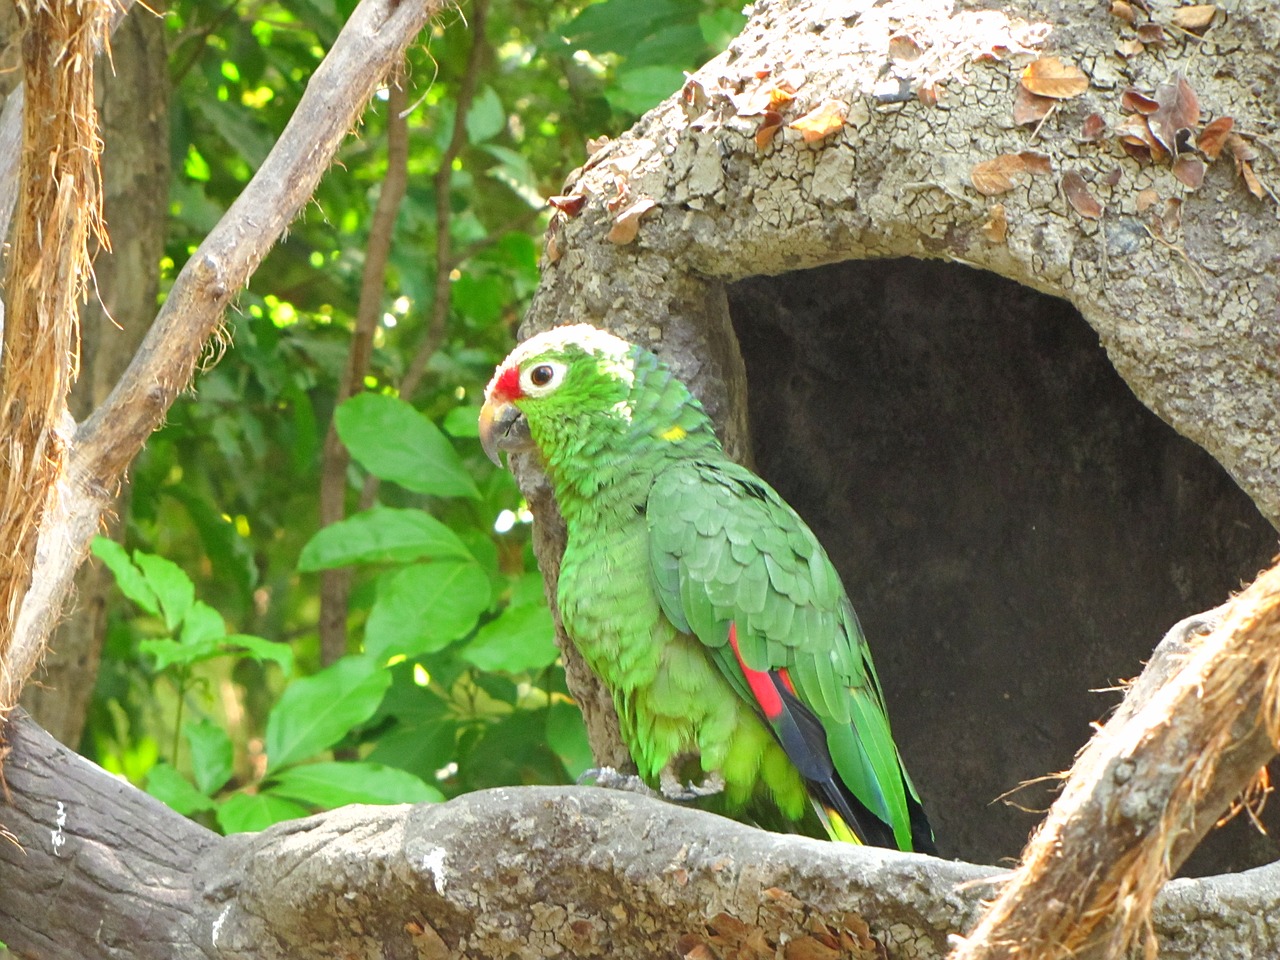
[578, 766, 660, 798]
[659, 768, 726, 802]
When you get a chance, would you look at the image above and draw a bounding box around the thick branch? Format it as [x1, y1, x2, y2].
[3, 709, 1279, 960]
[2, 0, 444, 713]
[951, 563, 1280, 960]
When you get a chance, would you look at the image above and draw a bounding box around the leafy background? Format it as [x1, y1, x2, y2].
[79, 0, 745, 833]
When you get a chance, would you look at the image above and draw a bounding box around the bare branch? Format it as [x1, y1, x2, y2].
[317, 78, 411, 666]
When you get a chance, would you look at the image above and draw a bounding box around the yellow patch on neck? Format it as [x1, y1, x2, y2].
[660, 425, 687, 442]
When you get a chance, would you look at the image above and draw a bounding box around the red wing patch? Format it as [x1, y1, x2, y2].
[728, 622, 783, 719]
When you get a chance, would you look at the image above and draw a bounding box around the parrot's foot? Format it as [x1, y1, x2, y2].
[659, 767, 726, 802]
[578, 766, 660, 799]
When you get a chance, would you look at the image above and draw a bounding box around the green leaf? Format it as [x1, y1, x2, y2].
[336, 393, 480, 499]
[461, 601, 558, 673]
[547, 701, 594, 779]
[298, 507, 474, 570]
[365, 562, 493, 662]
[442, 406, 482, 439]
[465, 85, 506, 143]
[265, 761, 443, 807]
[91, 537, 159, 616]
[181, 601, 226, 646]
[264, 657, 391, 773]
[698, 8, 747, 48]
[139, 637, 222, 671]
[146, 763, 215, 816]
[184, 720, 234, 796]
[562, 0, 686, 55]
[216, 792, 310, 834]
[134, 552, 195, 633]
[223, 635, 294, 674]
[606, 65, 685, 115]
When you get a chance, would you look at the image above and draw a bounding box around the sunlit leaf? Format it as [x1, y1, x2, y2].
[264, 657, 392, 773]
[216, 792, 310, 834]
[91, 537, 159, 616]
[336, 393, 480, 499]
[184, 720, 234, 796]
[299, 507, 474, 570]
[461, 602, 558, 673]
[147, 763, 215, 816]
[365, 562, 493, 662]
[266, 761, 443, 807]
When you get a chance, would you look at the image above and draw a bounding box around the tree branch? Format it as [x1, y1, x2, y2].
[2, 707, 1279, 960]
[1, 0, 444, 717]
[950, 562, 1280, 960]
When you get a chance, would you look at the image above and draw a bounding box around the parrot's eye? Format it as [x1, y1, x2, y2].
[519, 360, 566, 396]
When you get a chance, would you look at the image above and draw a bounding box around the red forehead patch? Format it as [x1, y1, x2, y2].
[491, 365, 522, 403]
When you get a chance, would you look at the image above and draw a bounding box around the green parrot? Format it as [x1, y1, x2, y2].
[479, 324, 934, 853]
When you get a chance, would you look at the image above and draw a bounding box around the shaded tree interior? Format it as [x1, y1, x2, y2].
[727, 259, 1279, 875]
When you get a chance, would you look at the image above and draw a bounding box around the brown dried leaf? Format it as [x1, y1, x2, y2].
[888, 33, 923, 60]
[1162, 197, 1183, 235]
[970, 152, 1052, 195]
[1013, 85, 1055, 125]
[548, 194, 585, 216]
[585, 135, 611, 156]
[1240, 160, 1265, 199]
[1198, 116, 1234, 159]
[1104, 167, 1123, 186]
[544, 231, 561, 264]
[1226, 133, 1258, 163]
[1062, 170, 1103, 219]
[1171, 4, 1217, 31]
[677, 939, 716, 960]
[784, 936, 842, 960]
[755, 110, 784, 150]
[1116, 38, 1145, 57]
[1137, 22, 1167, 46]
[789, 99, 847, 142]
[1121, 88, 1159, 114]
[606, 197, 655, 244]
[1151, 72, 1200, 153]
[982, 203, 1008, 243]
[1111, 0, 1136, 22]
[1136, 188, 1159, 212]
[1081, 113, 1107, 141]
[916, 83, 940, 107]
[1172, 154, 1205, 188]
[707, 913, 748, 939]
[1020, 56, 1089, 99]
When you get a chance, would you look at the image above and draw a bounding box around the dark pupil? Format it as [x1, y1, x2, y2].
[530, 365, 554, 387]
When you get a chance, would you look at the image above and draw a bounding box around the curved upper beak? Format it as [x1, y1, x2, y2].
[478, 399, 532, 467]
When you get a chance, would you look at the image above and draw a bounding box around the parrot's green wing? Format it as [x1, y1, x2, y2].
[646, 459, 930, 852]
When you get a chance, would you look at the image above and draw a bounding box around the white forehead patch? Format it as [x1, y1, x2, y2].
[487, 324, 636, 398]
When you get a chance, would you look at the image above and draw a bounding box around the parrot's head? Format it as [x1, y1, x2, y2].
[479, 324, 642, 467]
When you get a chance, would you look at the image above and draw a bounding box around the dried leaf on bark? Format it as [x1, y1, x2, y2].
[1020, 57, 1089, 99]
[1136, 188, 1159, 212]
[1239, 161, 1266, 200]
[1062, 170, 1103, 219]
[1115, 38, 1145, 57]
[1104, 167, 1122, 187]
[971, 152, 1051, 195]
[1172, 155, 1205, 189]
[982, 203, 1008, 243]
[1151, 73, 1200, 154]
[548, 194, 585, 216]
[1121, 88, 1159, 114]
[755, 110, 784, 150]
[1198, 117, 1234, 159]
[1137, 22, 1167, 45]
[888, 33, 923, 60]
[1110, 0, 1137, 23]
[1171, 4, 1217, 31]
[1081, 113, 1107, 141]
[1013, 85, 1055, 125]
[789, 99, 847, 142]
[606, 197, 655, 244]
[1116, 114, 1167, 162]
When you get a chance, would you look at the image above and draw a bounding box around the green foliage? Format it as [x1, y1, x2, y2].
[86, 0, 743, 834]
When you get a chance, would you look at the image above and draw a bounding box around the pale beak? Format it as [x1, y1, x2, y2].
[478, 399, 532, 467]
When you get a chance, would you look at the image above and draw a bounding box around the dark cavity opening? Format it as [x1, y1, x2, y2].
[728, 258, 1278, 875]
